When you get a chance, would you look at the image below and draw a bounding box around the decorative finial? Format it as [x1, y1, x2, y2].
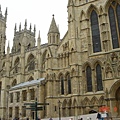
[14, 23, 17, 35]
[38, 30, 40, 39]
[5, 7, 7, 15]
[52, 14, 54, 17]
[5, 7, 7, 21]
[0, 5, 1, 12]
[34, 24, 36, 36]
[24, 19, 27, 30]
[37, 30, 41, 49]
[8, 40, 10, 48]
[0, 5, 2, 17]
[19, 23, 21, 31]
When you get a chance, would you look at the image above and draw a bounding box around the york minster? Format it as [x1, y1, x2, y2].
[0, 0, 120, 119]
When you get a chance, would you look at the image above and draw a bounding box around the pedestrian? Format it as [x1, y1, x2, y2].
[26, 118, 29, 120]
[49, 117, 53, 120]
[97, 112, 102, 120]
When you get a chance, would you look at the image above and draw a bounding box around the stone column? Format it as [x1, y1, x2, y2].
[12, 107, 16, 119]
[66, 55, 68, 67]
[92, 69, 95, 92]
[27, 89, 30, 102]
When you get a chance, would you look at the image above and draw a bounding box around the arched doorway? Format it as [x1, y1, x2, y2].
[115, 87, 120, 115]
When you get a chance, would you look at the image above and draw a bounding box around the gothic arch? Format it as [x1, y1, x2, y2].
[91, 96, 99, 105]
[72, 98, 78, 107]
[58, 72, 64, 79]
[83, 97, 90, 106]
[80, 10, 86, 21]
[11, 79, 17, 87]
[82, 61, 92, 71]
[99, 96, 105, 106]
[27, 53, 35, 71]
[109, 80, 120, 97]
[86, 4, 99, 18]
[27, 53, 35, 63]
[65, 71, 70, 78]
[28, 76, 34, 81]
[92, 60, 103, 68]
[104, 0, 120, 12]
[62, 99, 67, 108]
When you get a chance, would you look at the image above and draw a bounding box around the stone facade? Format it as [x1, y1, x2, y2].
[0, 0, 120, 119]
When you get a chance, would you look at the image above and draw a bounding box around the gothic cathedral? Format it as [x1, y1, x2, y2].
[0, 0, 120, 119]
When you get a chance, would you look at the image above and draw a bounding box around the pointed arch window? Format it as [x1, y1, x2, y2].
[116, 4, 120, 33]
[66, 73, 71, 94]
[90, 10, 101, 53]
[28, 76, 34, 81]
[12, 79, 17, 87]
[60, 75, 64, 94]
[27, 54, 35, 71]
[86, 66, 92, 92]
[108, 2, 120, 49]
[14, 57, 20, 73]
[96, 64, 103, 91]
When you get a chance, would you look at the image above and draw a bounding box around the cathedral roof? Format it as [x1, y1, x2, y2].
[10, 78, 45, 90]
[48, 15, 59, 34]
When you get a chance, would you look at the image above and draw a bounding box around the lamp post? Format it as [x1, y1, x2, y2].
[58, 100, 61, 120]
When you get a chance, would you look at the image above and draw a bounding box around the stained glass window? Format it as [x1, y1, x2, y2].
[109, 6, 119, 48]
[90, 10, 101, 53]
[86, 66, 92, 92]
[67, 74, 71, 94]
[60, 75, 64, 94]
[96, 64, 103, 91]
[108, 2, 120, 49]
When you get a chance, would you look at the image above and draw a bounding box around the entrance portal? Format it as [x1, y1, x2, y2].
[115, 87, 120, 115]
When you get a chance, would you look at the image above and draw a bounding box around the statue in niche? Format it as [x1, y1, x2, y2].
[111, 52, 118, 63]
[106, 66, 113, 78]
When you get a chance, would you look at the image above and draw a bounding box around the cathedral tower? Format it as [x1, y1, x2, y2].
[12, 20, 36, 53]
[0, 5, 7, 56]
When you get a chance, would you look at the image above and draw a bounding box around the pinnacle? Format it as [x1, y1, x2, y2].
[48, 15, 59, 34]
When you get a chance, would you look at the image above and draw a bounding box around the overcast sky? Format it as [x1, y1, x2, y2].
[1, 0, 68, 50]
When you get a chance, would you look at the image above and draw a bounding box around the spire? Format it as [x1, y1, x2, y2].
[5, 7, 7, 21]
[48, 14, 59, 34]
[14, 23, 17, 35]
[37, 30, 41, 49]
[19, 22, 21, 31]
[0, 5, 2, 17]
[34, 24, 36, 36]
[29, 23, 32, 32]
[24, 19, 27, 30]
[7, 41, 10, 54]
